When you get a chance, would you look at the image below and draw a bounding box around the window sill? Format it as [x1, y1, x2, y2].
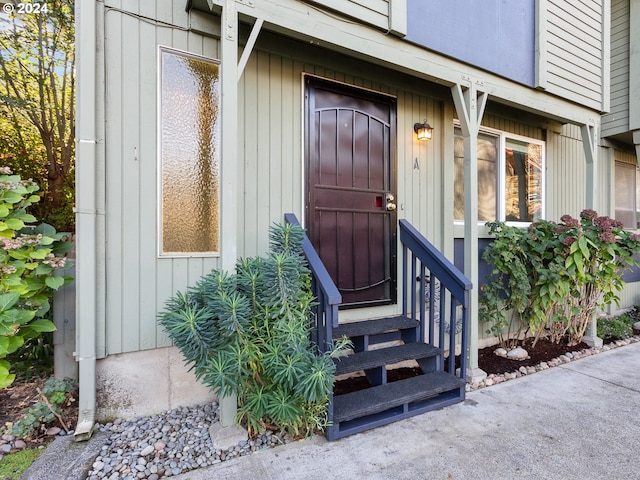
[452, 221, 533, 239]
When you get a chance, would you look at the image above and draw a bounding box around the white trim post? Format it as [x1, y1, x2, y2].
[219, 0, 239, 428]
[451, 79, 487, 383]
[581, 122, 604, 348]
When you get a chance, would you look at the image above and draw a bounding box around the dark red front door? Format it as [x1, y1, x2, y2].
[305, 77, 397, 308]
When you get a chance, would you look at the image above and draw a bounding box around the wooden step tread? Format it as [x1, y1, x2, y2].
[332, 371, 465, 423]
[333, 342, 440, 376]
[333, 316, 419, 339]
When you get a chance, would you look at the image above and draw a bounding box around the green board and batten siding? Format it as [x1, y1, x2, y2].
[103, 1, 222, 355]
[102, 1, 443, 356]
[101, 1, 639, 356]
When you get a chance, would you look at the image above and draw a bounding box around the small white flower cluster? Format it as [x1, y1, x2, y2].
[0, 179, 37, 190]
[0, 264, 17, 274]
[0, 234, 43, 250]
[42, 253, 67, 268]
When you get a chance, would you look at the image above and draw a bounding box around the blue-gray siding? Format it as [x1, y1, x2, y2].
[406, 0, 535, 87]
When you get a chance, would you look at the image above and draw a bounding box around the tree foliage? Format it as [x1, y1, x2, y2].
[0, 0, 75, 231]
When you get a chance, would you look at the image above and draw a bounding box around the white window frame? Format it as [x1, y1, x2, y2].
[614, 160, 640, 231]
[453, 122, 546, 226]
[157, 46, 221, 258]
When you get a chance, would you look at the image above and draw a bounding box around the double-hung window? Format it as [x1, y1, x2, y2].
[454, 126, 544, 224]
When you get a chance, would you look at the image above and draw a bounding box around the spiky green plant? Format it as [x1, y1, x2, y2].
[159, 222, 350, 437]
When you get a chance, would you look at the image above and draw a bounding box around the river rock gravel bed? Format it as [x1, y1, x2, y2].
[85, 403, 290, 479]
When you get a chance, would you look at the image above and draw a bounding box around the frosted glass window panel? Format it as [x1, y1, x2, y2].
[160, 49, 220, 255]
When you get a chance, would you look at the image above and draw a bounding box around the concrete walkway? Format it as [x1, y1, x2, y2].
[21, 341, 640, 479]
[172, 341, 640, 480]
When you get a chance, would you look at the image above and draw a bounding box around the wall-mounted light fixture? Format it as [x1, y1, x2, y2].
[414, 120, 433, 141]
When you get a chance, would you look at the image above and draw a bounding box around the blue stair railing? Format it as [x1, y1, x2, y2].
[285, 214, 472, 439]
[399, 219, 472, 381]
[284, 213, 341, 352]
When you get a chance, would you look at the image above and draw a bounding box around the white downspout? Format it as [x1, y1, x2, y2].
[74, 0, 103, 441]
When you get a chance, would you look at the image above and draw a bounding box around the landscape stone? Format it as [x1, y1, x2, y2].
[507, 346, 528, 360]
[140, 445, 154, 457]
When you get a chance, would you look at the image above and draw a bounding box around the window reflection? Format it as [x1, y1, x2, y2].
[505, 139, 542, 222]
[454, 127, 543, 223]
[454, 129, 498, 221]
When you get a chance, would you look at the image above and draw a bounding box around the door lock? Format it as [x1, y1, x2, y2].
[385, 193, 396, 211]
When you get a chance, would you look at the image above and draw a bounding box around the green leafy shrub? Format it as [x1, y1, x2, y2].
[597, 307, 639, 340]
[0, 167, 73, 388]
[6, 331, 54, 380]
[478, 223, 531, 349]
[480, 210, 640, 348]
[159, 223, 349, 438]
[9, 376, 77, 439]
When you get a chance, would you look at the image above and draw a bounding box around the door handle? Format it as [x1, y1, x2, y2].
[385, 193, 396, 211]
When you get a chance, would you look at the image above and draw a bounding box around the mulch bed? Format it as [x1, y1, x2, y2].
[0, 376, 78, 449]
[477, 338, 589, 375]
